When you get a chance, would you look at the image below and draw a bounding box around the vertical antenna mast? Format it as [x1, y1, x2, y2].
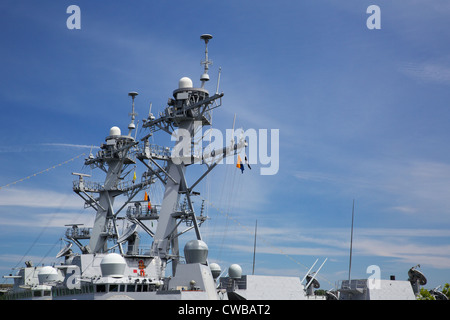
[200, 34, 213, 88]
[215, 67, 222, 94]
[128, 91, 138, 136]
[348, 199, 355, 282]
[252, 219, 257, 275]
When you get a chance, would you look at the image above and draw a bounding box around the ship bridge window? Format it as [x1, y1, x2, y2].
[136, 284, 150, 292]
[32, 290, 51, 297]
[33, 291, 42, 297]
[109, 284, 119, 292]
[95, 284, 106, 293]
[126, 284, 135, 292]
[81, 284, 94, 294]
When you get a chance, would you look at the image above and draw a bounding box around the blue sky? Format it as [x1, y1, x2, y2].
[1, 0, 450, 291]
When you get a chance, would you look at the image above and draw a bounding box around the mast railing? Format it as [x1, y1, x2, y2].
[72, 176, 154, 193]
[65, 227, 92, 239]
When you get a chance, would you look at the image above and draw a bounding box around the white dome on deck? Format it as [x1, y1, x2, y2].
[38, 266, 59, 284]
[100, 253, 126, 278]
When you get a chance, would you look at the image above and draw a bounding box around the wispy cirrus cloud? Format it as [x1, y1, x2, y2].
[295, 158, 450, 225]
[0, 211, 93, 230]
[0, 143, 99, 153]
[399, 60, 450, 85]
[213, 223, 450, 270]
[40, 143, 100, 149]
[0, 187, 81, 209]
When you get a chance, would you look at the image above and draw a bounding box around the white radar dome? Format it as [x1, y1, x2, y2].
[100, 253, 126, 278]
[209, 263, 221, 280]
[38, 266, 59, 284]
[228, 264, 242, 280]
[179, 77, 193, 89]
[109, 126, 121, 136]
[184, 239, 208, 265]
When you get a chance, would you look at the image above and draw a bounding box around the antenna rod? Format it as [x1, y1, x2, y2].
[305, 258, 328, 290]
[301, 259, 318, 283]
[200, 34, 213, 88]
[128, 91, 138, 136]
[230, 114, 237, 145]
[148, 102, 153, 117]
[215, 67, 222, 94]
[252, 219, 257, 275]
[348, 199, 355, 282]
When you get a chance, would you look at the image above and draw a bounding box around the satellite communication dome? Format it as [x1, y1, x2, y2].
[184, 239, 208, 264]
[228, 264, 242, 280]
[209, 263, 221, 280]
[179, 77, 193, 89]
[109, 126, 121, 136]
[100, 253, 126, 278]
[38, 266, 59, 284]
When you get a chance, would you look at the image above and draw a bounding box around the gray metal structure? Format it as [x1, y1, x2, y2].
[335, 264, 429, 300]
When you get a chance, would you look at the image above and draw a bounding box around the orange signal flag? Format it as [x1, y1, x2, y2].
[236, 155, 244, 173]
[144, 192, 148, 201]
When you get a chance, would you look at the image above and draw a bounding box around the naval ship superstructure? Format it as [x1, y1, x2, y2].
[1, 34, 307, 300]
[2, 35, 441, 302]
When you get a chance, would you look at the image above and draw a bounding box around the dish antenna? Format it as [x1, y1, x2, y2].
[305, 273, 321, 296]
[430, 286, 449, 300]
[117, 223, 138, 244]
[56, 241, 73, 258]
[304, 258, 327, 296]
[408, 264, 427, 295]
[306, 274, 321, 289]
[326, 290, 338, 300]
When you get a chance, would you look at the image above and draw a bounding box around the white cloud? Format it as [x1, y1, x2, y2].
[203, 221, 450, 286]
[399, 60, 450, 85]
[0, 212, 93, 229]
[0, 252, 67, 273]
[0, 143, 97, 155]
[295, 158, 450, 225]
[0, 188, 81, 209]
[389, 206, 418, 214]
[207, 221, 450, 270]
[40, 143, 100, 150]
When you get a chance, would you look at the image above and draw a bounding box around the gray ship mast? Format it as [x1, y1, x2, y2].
[67, 34, 246, 286]
[138, 34, 246, 276]
[71, 92, 152, 254]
